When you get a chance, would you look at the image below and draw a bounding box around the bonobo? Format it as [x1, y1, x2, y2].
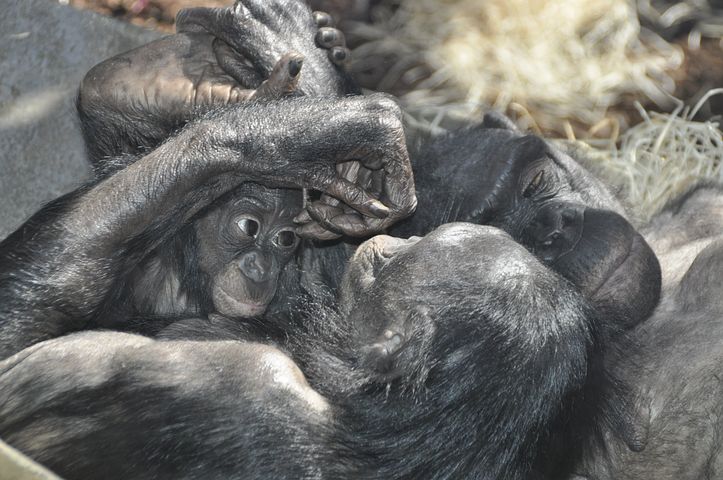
[61, 2, 366, 330]
[0, 93, 415, 359]
[122, 184, 302, 323]
[571, 184, 723, 479]
[0, 223, 603, 480]
[388, 115, 661, 330]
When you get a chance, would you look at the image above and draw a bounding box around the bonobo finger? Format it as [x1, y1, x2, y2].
[213, 38, 264, 88]
[379, 164, 417, 225]
[328, 46, 350, 66]
[312, 11, 333, 28]
[305, 202, 380, 238]
[306, 203, 346, 234]
[252, 52, 304, 99]
[296, 222, 342, 241]
[315, 27, 346, 49]
[293, 209, 313, 224]
[323, 177, 390, 218]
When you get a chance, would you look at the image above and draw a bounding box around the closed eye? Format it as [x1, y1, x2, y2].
[523, 170, 545, 198]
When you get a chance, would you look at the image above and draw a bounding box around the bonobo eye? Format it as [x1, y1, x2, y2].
[523, 170, 545, 198]
[274, 230, 298, 249]
[236, 217, 260, 238]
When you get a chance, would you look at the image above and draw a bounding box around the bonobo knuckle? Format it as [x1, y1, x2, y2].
[79, 64, 114, 103]
[364, 94, 403, 120]
[403, 194, 418, 216]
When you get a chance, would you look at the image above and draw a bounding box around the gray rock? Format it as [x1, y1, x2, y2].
[0, 0, 161, 239]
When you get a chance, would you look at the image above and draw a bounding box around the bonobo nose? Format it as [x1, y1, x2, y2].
[527, 203, 584, 263]
[238, 251, 271, 283]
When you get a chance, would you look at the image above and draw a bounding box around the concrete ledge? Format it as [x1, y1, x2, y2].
[0, 0, 161, 239]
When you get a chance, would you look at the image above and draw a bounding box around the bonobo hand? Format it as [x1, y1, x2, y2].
[176, 0, 354, 97]
[206, 94, 416, 239]
[78, 1, 351, 163]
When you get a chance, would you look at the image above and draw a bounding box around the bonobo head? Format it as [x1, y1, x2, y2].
[480, 134, 661, 329]
[194, 184, 303, 318]
[339, 223, 593, 382]
[405, 115, 661, 329]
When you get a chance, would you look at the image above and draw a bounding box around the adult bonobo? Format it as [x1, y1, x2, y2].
[0, 93, 415, 359]
[0, 1, 674, 479]
[388, 116, 661, 331]
[0, 222, 604, 480]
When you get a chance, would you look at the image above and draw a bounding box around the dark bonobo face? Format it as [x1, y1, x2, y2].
[195, 184, 303, 318]
[483, 136, 660, 327]
[444, 132, 661, 328]
[338, 223, 591, 376]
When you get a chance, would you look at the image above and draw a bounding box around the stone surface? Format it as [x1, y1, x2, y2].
[0, 0, 161, 239]
[0, 439, 61, 480]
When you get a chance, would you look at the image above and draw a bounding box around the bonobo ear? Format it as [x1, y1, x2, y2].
[481, 111, 521, 132]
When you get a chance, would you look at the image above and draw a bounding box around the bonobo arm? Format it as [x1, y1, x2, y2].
[78, 0, 356, 166]
[0, 95, 414, 359]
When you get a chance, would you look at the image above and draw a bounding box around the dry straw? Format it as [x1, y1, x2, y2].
[594, 89, 723, 223]
[350, 0, 683, 136]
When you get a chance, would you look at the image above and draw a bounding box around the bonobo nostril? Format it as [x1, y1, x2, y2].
[239, 251, 270, 283]
[561, 209, 577, 223]
[527, 203, 584, 262]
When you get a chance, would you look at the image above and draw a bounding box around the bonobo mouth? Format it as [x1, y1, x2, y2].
[214, 286, 271, 318]
[551, 209, 661, 326]
[551, 209, 636, 296]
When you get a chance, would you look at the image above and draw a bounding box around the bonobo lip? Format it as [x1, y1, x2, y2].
[551, 209, 636, 297]
[354, 235, 421, 271]
[215, 287, 269, 318]
[591, 232, 648, 298]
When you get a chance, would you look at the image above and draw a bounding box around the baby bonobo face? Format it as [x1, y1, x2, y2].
[340, 223, 579, 379]
[195, 184, 303, 318]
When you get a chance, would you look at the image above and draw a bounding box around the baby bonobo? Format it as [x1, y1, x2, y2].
[122, 184, 302, 324]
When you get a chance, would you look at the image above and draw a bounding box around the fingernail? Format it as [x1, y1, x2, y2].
[333, 49, 346, 61]
[322, 30, 335, 43]
[294, 210, 311, 223]
[288, 59, 302, 77]
[313, 12, 331, 27]
[367, 200, 390, 218]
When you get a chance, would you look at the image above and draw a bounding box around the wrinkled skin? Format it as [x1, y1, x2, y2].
[5, 1, 718, 479]
[0, 224, 603, 480]
[79, 0, 403, 240]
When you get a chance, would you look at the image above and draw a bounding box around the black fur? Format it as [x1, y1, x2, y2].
[1, 224, 613, 480]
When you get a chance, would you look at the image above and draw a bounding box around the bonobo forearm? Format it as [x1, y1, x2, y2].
[0, 96, 414, 358]
[0, 120, 240, 357]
